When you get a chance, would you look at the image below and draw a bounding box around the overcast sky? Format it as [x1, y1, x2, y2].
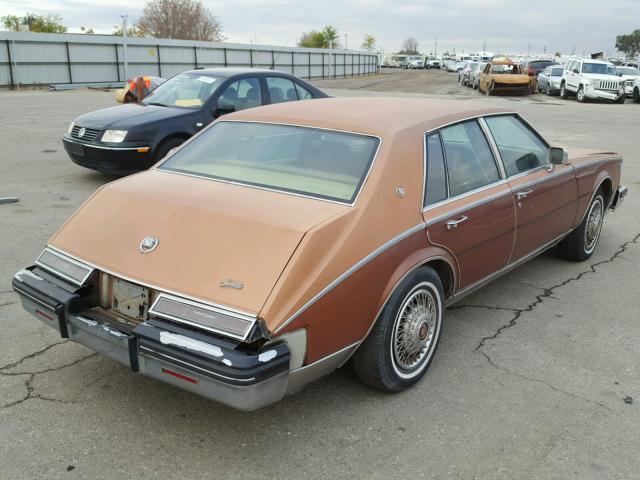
[1, 0, 638, 56]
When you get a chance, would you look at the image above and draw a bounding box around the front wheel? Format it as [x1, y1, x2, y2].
[352, 267, 444, 392]
[546, 84, 552, 95]
[633, 88, 640, 103]
[576, 86, 586, 103]
[557, 189, 605, 261]
[615, 94, 626, 104]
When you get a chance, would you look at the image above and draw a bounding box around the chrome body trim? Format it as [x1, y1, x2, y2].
[35, 247, 94, 286]
[446, 229, 571, 306]
[274, 222, 427, 334]
[508, 165, 575, 190]
[139, 345, 256, 383]
[422, 179, 510, 215]
[12, 285, 56, 311]
[580, 175, 613, 223]
[46, 245, 256, 319]
[63, 137, 149, 151]
[610, 185, 627, 211]
[148, 293, 256, 342]
[157, 119, 383, 208]
[573, 157, 622, 170]
[478, 117, 507, 179]
[424, 186, 512, 226]
[287, 341, 359, 393]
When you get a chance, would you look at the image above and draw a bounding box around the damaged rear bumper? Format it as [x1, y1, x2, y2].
[12, 267, 290, 411]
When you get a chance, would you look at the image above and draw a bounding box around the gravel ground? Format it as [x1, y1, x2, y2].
[1, 73, 639, 479]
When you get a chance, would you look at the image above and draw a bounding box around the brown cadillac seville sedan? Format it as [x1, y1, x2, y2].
[13, 98, 627, 410]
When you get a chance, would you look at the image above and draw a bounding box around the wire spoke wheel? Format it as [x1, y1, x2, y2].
[391, 287, 438, 376]
[584, 196, 603, 254]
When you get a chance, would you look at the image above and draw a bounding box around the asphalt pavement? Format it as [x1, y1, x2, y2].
[1, 78, 639, 479]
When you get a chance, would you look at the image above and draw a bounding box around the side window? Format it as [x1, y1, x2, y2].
[440, 120, 500, 197]
[218, 77, 262, 112]
[266, 76, 298, 104]
[566, 61, 575, 73]
[484, 115, 549, 177]
[294, 82, 315, 100]
[424, 133, 447, 207]
[575, 62, 582, 73]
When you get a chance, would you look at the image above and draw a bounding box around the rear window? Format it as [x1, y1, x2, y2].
[159, 122, 379, 204]
[551, 67, 564, 76]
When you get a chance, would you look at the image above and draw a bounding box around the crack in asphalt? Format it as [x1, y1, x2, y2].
[455, 233, 640, 412]
[0, 341, 98, 410]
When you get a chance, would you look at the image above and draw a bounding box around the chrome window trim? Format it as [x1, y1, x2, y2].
[63, 138, 149, 151]
[139, 345, 256, 383]
[422, 179, 509, 214]
[148, 293, 256, 341]
[274, 222, 427, 334]
[424, 187, 513, 227]
[422, 112, 516, 210]
[46, 245, 256, 319]
[35, 247, 94, 286]
[157, 119, 383, 208]
[508, 166, 574, 190]
[478, 117, 507, 179]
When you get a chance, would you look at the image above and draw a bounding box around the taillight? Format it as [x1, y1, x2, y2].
[528, 67, 535, 76]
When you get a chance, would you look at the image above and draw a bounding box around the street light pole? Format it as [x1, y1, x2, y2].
[121, 15, 129, 81]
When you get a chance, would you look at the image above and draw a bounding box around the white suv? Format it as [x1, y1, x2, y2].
[560, 58, 625, 103]
[633, 77, 640, 103]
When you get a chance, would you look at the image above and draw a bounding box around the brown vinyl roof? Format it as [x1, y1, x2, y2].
[224, 97, 513, 137]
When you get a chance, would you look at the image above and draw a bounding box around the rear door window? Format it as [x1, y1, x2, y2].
[440, 121, 501, 196]
[266, 76, 299, 104]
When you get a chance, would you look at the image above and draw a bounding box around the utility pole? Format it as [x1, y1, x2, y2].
[328, 39, 333, 78]
[483, 40, 486, 51]
[435, 36, 438, 55]
[344, 33, 348, 50]
[121, 15, 129, 82]
[528, 42, 531, 57]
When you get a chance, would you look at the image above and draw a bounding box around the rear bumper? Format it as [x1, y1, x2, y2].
[610, 186, 628, 211]
[12, 267, 290, 411]
[62, 136, 155, 175]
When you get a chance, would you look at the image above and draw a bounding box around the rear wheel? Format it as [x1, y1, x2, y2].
[633, 88, 640, 103]
[352, 267, 444, 392]
[557, 189, 605, 261]
[560, 82, 568, 99]
[545, 84, 552, 95]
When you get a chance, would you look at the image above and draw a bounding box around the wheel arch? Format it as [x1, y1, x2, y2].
[347, 251, 456, 362]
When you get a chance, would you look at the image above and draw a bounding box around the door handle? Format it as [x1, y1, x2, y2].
[446, 216, 468, 230]
[517, 189, 533, 200]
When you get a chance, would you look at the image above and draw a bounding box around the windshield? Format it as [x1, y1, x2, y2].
[159, 122, 380, 204]
[141, 73, 223, 109]
[491, 64, 520, 74]
[582, 63, 617, 75]
[618, 67, 640, 76]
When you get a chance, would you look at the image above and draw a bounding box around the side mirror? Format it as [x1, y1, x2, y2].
[572, 68, 579, 74]
[213, 103, 235, 118]
[550, 147, 568, 165]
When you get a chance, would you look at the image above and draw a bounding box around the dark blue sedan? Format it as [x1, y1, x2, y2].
[62, 68, 328, 174]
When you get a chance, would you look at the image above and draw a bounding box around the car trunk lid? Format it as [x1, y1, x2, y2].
[49, 170, 347, 314]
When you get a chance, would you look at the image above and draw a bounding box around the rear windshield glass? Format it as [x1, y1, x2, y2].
[551, 67, 564, 76]
[159, 121, 379, 203]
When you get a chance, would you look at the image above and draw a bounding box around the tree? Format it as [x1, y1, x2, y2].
[554, 51, 561, 57]
[80, 26, 95, 34]
[322, 25, 340, 48]
[616, 29, 640, 59]
[112, 25, 147, 37]
[137, 0, 224, 41]
[361, 34, 376, 52]
[298, 31, 327, 48]
[297, 26, 340, 49]
[2, 13, 67, 33]
[399, 37, 419, 54]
